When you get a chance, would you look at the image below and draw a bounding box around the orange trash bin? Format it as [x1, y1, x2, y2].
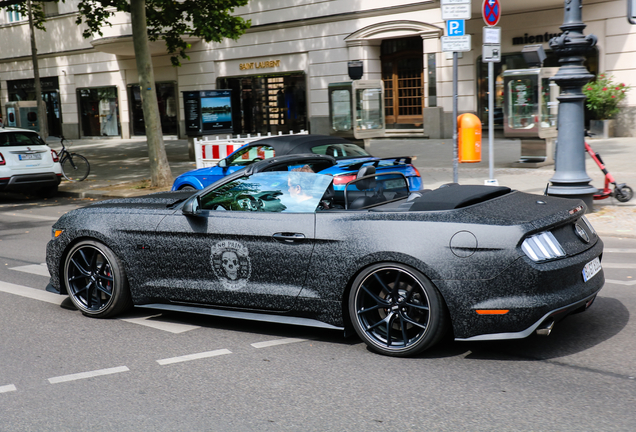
[458, 113, 482, 163]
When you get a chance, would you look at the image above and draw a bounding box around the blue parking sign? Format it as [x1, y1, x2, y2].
[446, 20, 465, 36]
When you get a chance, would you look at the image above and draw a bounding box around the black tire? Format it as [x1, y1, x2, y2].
[61, 153, 90, 181]
[179, 185, 197, 191]
[349, 263, 448, 357]
[63, 240, 132, 318]
[616, 186, 633, 203]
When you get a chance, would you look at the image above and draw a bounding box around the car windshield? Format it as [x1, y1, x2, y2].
[310, 143, 371, 159]
[200, 171, 333, 213]
[226, 145, 275, 166]
[0, 131, 46, 147]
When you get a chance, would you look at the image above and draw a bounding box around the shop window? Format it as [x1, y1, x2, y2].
[78, 87, 120, 137]
[129, 82, 178, 136]
[381, 37, 424, 129]
[218, 73, 307, 136]
[477, 49, 598, 128]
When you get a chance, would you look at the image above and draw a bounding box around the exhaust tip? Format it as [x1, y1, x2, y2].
[536, 320, 555, 336]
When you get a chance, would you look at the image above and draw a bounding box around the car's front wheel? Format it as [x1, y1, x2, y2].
[349, 263, 448, 357]
[63, 240, 132, 318]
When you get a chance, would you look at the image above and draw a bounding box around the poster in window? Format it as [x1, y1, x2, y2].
[201, 90, 233, 133]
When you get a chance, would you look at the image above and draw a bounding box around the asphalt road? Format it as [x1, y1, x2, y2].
[1, 193, 635, 432]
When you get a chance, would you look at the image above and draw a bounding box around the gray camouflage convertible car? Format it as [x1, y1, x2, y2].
[46, 154, 605, 356]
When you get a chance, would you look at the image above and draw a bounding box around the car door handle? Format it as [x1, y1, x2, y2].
[273, 232, 306, 243]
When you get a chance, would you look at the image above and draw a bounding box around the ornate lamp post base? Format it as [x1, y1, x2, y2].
[548, 0, 597, 211]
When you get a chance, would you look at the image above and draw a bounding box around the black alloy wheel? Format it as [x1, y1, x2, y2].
[63, 240, 132, 318]
[349, 264, 448, 357]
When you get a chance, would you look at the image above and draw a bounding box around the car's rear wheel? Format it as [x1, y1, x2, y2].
[349, 263, 448, 357]
[179, 185, 196, 191]
[63, 240, 132, 318]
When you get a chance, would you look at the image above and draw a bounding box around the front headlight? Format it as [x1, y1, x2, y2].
[522, 231, 565, 262]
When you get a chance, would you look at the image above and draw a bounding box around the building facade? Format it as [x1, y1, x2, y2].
[1, 0, 634, 139]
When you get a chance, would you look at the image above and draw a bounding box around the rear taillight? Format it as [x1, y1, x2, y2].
[51, 149, 59, 163]
[333, 174, 357, 185]
[411, 165, 421, 177]
[522, 232, 566, 262]
[0, 152, 5, 166]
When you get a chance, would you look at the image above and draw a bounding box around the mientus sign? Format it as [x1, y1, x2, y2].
[512, 31, 563, 45]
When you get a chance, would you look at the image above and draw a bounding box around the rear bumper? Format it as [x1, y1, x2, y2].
[436, 239, 605, 340]
[0, 173, 62, 191]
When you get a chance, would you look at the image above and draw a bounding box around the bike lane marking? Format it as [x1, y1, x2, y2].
[9, 263, 50, 277]
[0, 280, 65, 305]
[251, 338, 307, 349]
[156, 349, 232, 365]
[48, 366, 130, 384]
[0, 384, 17, 394]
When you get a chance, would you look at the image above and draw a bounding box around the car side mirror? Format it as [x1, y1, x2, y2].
[218, 158, 228, 169]
[182, 195, 202, 216]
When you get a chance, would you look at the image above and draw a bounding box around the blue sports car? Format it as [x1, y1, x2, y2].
[172, 134, 422, 192]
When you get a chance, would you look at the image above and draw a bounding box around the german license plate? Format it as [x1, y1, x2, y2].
[582, 257, 602, 282]
[19, 154, 41, 160]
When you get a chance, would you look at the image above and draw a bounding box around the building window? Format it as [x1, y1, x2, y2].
[381, 37, 424, 129]
[427, 53, 437, 107]
[218, 73, 307, 136]
[6, 9, 23, 23]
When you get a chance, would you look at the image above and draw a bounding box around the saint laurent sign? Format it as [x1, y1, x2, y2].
[239, 60, 281, 70]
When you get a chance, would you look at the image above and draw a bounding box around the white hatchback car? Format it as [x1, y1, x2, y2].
[0, 127, 62, 197]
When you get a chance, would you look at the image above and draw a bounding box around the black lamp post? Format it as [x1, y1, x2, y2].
[548, 0, 597, 210]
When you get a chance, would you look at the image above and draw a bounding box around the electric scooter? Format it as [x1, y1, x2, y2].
[585, 131, 633, 202]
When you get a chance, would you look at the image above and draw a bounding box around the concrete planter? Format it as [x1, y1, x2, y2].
[589, 119, 615, 139]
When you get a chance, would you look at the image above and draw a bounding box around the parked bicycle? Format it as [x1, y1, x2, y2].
[56, 136, 90, 182]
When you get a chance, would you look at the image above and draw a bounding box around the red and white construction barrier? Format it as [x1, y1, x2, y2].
[194, 130, 307, 169]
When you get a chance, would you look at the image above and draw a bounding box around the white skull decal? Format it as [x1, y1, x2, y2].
[221, 251, 240, 280]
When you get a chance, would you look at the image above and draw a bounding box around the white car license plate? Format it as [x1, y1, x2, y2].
[582, 257, 602, 282]
[19, 154, 42, 161]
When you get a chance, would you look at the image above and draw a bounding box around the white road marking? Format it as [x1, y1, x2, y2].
[0, 384, 17, 394]
[9, 263, 50, 277]
[251, 338, 307, 349]
[0, 212, 59, 221]
[156, 349, 231, 366]
[604, 248, 636, 253]
[0, 281, 65, 305]
[601, 263, 636, 269]
[48, 366, 129, 384]
[120, 314, 200, 334]
[605, 279, 636, 286]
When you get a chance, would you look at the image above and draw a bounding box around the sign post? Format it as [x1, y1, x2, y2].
[482, 0, 501, 186]
[442, 0, 471, 183]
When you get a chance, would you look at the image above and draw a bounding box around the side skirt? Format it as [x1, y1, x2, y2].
[136, 303, 345, 331]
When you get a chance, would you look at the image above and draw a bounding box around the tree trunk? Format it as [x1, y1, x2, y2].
[27, 0, 48, 140]
[130, 0, 173, 187]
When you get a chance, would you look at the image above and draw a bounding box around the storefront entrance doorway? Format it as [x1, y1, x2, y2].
[381, 37, 424, 129]
[218, 73, 307, 135]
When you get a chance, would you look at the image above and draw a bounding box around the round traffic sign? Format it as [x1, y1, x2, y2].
[482, 0, 501, 26]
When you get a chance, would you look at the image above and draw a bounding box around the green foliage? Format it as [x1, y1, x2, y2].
[583, 74, 630, 120]
[75, 0, 251, 66]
